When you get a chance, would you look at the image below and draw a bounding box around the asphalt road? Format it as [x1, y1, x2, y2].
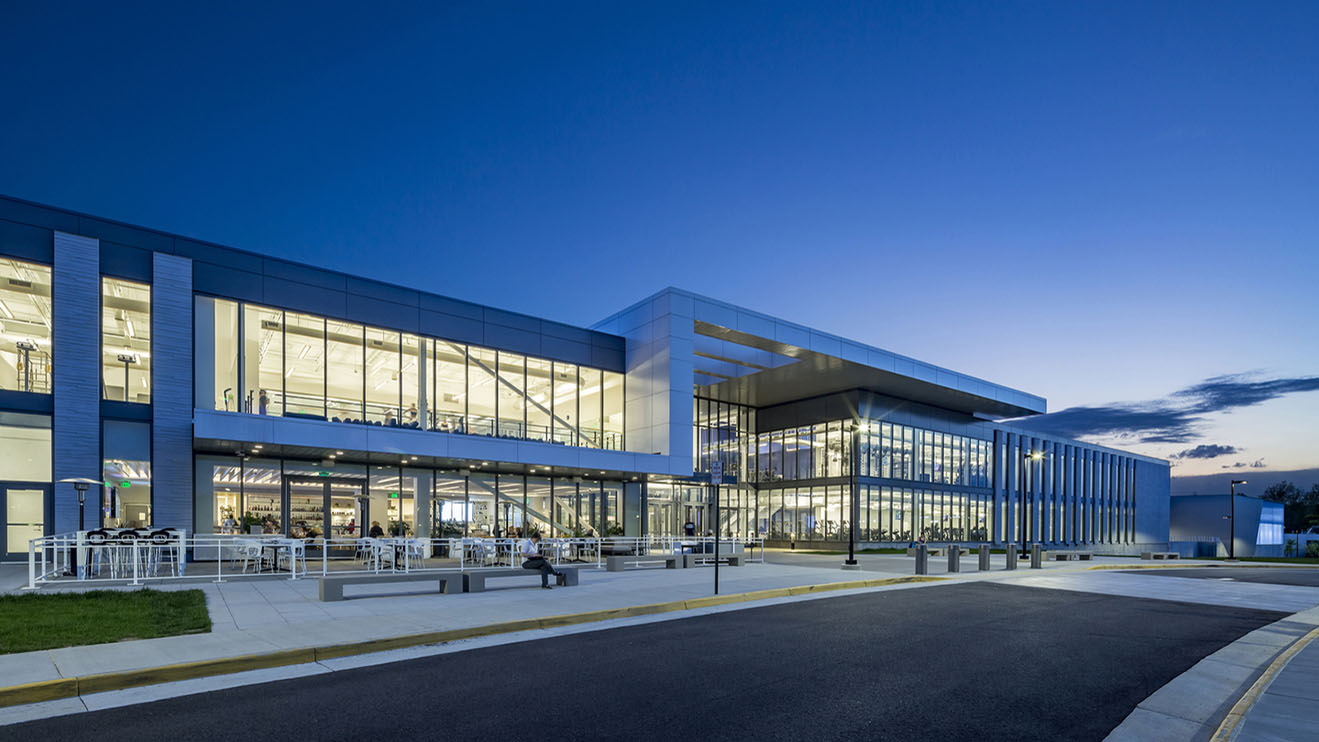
[4, 583, 1286, 742]
[1128, 567, 1319, 587]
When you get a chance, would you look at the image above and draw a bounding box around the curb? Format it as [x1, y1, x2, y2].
[1209, 625, 1319, 742]
[1089, 562, 1318, 571]
[0, 574, 943, 709]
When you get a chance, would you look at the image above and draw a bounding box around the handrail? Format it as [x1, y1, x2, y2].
[26, 532, 765, 589]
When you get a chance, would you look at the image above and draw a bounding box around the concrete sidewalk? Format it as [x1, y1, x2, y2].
[1228, 625, 1319, 741]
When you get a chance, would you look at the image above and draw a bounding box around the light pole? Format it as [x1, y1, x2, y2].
[1020, 449, 1044, 558]
[58, 477, 102, 578]
[1228, 479, 1247, 559]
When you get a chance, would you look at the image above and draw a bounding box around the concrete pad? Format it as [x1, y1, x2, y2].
[1135, 656, 1256, 725]
[0, 653, 61, 686]
[1103, 706, 1205, 742]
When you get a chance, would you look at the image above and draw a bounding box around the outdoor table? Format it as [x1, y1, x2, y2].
[261, 542, 291, 573]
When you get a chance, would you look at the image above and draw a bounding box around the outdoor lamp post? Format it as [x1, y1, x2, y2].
[1229, 479, 1247, 559]
[58, 477, 102, 579]
[1020, 449, 1045, 558]
[58, 477, 102, 532]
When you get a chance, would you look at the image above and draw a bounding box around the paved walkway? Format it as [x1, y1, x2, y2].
[1231, 625, 1319, 741]
[4, 553, 1319, 738]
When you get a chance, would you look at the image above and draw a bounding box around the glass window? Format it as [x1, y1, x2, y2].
[431, 341, 467, 432]
[579, 367, 602, 448]
[551, 363, 577, 445]
[796, 427, 812, 479]
[468, 473, 496, 536]
[603, 371, 624, 450]
[512, 358, 546, 443]
[102, 419, 151, 528]
[497, 474, 525, 537]
[210, 298, 239, 411]
[243, 304, 283, 416]
[433, 471, 468, 538]
[401, 335, 422, 428]
[467, 348, 497, 436]
[326, 319, 364, 422]
[101, 277, 151, 403]
[0, 412, 51, 481]
[283, 311, 325, 419]
[526, 476, 554, 535]
[0, 258, 53, 394]
[365, 327, 400, 424]
[496, 352, 525, 439]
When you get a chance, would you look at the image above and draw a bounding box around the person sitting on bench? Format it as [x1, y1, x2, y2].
[521, 533, 564, 589]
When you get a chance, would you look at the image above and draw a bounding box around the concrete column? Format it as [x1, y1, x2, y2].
[52, 232, 100, 533]
[152, 253, 193, 530]
[414, 468, 433, 538]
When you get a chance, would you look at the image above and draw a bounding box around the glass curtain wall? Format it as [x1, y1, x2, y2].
[0, 258, 53, 394]
[102, 420, 151, 528]
[283, 312, 324, 418]
[858, 422, 991, 487]
[200, 299, 624, 448]
[100, 278, 151, 403]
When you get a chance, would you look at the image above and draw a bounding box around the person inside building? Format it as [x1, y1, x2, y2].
[368, 520, 385, 538]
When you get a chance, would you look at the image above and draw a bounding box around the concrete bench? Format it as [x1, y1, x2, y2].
[319, 572, 462, 601]
[1141, 551, 1180, 560]
[606, 554, 683, 571]
[464, 566, 580, 592]
[907, 547, 944, 557]
[1046, 551, 1094, 561]
[683, 553, 742, 568]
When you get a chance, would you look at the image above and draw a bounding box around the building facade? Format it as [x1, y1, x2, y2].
[0, 195, 1171, 559]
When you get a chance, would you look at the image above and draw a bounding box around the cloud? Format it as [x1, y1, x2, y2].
[1172, 444, 1240, 460]
[1221, 458, 1267, 469]
[1014, 373, 1319, 444]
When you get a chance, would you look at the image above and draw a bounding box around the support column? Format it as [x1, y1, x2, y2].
[152, 253, 193, 530]
[52, 232, 101, 533]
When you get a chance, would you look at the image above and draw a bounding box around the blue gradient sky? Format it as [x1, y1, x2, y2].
[2, 2, 1316, 486]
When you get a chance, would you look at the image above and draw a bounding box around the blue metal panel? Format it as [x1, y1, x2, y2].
[483, 307, 541, 333]
[483, 324, 541, 357]
[0, 198, 78, 232]
[419, 309, 485, 346]
[77, 217, 174, 253]
[261, 257, 346, 292]
[262, 275, 348, 318]
[151, 253, 193, 530]
[345, 293, 420, 333]
[347, 276, 420, 307]
[99, 242, 153, 282]
[174, 238, 264, 273]
[194, 263, 263, 303]
[418, 293, 484, 320]
[52, 232, 101, 533]
[0, 219, 53, 262]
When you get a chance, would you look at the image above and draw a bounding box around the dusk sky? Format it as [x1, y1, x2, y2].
[3, 2, 1316, 490]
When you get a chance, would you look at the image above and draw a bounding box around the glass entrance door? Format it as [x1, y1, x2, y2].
[287, 480, 326, 538]
[282, 476, 366, 558]
[2, 485, 49, 559]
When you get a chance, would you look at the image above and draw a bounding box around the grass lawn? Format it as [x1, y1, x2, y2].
[0, 589, 210, 654]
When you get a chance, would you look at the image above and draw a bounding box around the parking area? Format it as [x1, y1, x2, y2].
[6, 581, 1287, 742]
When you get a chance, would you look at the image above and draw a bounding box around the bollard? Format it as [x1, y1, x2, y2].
[1030, 542, 1043, 569]
[978, 543, 990, 571]
[1005, 543, 1018, 569]
[914, 544, 928, 575]
[947, 544, 960, 573]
